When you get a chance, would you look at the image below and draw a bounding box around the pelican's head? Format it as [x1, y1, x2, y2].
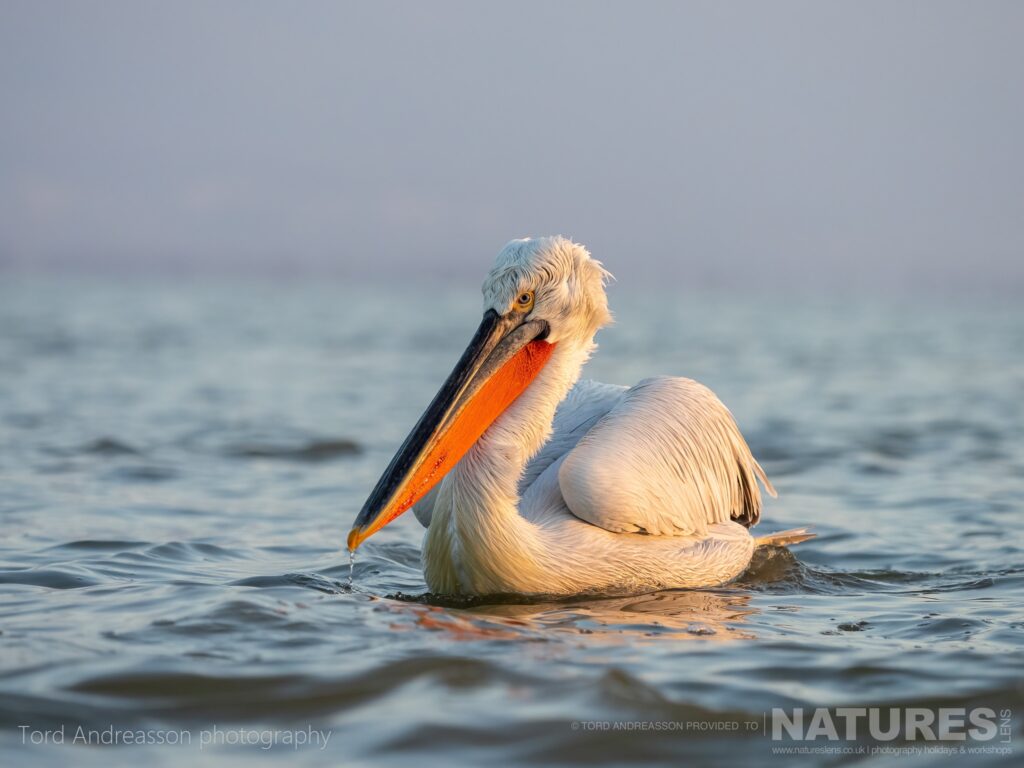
[481, 236, 612, 346]
[347, 236, 611, 551]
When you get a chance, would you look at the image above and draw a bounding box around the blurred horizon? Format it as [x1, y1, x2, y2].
[1, 1, 1022, 296]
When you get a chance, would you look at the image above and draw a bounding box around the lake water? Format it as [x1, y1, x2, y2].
[1, 275, 1021, 766]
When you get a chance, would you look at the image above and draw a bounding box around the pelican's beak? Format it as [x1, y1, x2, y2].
[347, 309, 553, 551]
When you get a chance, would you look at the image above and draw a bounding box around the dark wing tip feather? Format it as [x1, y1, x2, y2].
[733, 465, 761, 528]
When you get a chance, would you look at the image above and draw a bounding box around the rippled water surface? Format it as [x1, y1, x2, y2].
[1, 276, 1022, 766]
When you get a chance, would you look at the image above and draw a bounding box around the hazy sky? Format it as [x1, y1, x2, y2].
[1, 1, 1022, 292]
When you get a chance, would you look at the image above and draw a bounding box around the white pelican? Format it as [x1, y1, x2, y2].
[348, 236, 810, 595]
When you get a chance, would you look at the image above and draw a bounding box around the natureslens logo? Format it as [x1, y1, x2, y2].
[770, 707, 1012, 744]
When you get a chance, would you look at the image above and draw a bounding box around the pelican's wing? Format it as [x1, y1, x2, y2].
[557, 376, 775, 536]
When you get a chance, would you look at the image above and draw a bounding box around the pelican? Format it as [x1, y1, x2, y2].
[348, 236, 811, 595]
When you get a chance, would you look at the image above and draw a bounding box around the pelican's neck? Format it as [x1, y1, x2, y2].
[424, 338, 593, 593]
[458, 338, 590, 490]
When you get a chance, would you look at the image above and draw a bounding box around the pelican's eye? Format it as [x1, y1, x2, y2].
[514, 290, 535, 313]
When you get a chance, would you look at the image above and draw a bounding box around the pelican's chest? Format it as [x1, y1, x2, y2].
[421, 478, 539, 596]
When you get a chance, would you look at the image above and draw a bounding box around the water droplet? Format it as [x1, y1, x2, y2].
[348, 549, 355, 590]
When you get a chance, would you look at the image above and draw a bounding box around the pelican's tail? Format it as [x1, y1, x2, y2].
[754, 527, 815, 548]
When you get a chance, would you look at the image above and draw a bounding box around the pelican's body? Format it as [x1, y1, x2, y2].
[349, 237, 808, 596]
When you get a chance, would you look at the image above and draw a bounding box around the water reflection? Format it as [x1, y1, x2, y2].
[381, 587, 760, 643]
